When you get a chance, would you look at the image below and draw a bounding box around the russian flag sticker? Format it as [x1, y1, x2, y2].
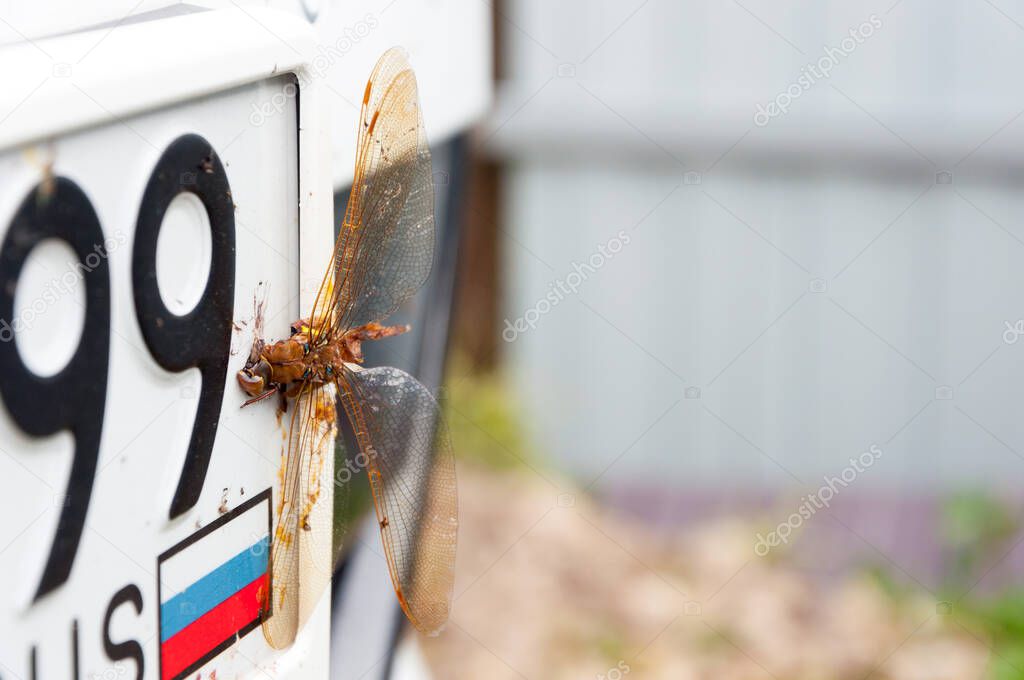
[157, 489, 272, 680]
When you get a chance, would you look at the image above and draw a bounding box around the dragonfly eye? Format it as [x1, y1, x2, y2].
[325, 366, 333, 376]
[236, 368, 265, 397]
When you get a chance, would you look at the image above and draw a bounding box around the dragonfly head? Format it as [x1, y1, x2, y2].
[237, 358, 273, 398]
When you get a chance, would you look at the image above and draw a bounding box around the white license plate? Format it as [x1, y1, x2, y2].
[0, 9, 333, 680]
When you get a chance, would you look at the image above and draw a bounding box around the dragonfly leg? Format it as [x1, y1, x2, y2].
[242, 386, 279, 407]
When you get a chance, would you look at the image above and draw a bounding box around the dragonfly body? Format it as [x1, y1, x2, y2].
[237, 321, 409, 404]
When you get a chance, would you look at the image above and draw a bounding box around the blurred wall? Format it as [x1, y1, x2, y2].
[487, 0, 1024, 497]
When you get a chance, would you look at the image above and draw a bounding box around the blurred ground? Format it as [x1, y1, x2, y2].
[419, 463, 989, 680]
[415, 366, 1018, 679]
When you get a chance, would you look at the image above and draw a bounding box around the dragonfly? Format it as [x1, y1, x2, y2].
[236, 47, 457, 647]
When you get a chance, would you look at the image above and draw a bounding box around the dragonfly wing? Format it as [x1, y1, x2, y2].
[336, 365, 457, 634]
[262, 382, 337, 649]
[308, 47, 434, 338]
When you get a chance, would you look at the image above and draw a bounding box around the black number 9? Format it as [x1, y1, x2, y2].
[0, 178, 110, 601]
[132, 134, 236, 520]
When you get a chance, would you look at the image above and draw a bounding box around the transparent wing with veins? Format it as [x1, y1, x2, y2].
[336, 365, 457, 635]
[263, 366, 456, 644]
[262, 382, 336, 650]
[308, 47, 434, 338]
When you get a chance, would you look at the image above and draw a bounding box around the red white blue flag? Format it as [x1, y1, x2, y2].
[157, 490, 271, 680]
